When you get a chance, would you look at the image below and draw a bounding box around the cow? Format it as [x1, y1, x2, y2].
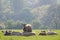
[11, 31, 22, 36]
[22, 24, 32, 32]
[2, 30, 11, 35]
[47, 30, 57, 35]
[39, 30, 46, 35]
[22, 24, 35, 36]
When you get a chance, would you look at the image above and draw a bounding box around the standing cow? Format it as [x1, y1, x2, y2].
[22, 24, 35, 36]
[22, 24, 32, 32]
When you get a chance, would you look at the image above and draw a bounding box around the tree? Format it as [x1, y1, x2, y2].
[47, 4, 60, 29]
[32, 20, 41, 29]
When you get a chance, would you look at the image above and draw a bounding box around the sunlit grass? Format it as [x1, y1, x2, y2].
[0, 30, 60, 40]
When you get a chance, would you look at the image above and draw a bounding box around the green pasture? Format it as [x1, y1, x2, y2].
[0, 30, 60, 40]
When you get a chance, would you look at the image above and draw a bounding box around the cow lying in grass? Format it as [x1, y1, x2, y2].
[2, 30, 35, 36]
[47, 30, 57, 35]
[2, 31, 12, 35]
[39, 30, 57, 35]
[2, 31, 22, 36]
[22, 32, 35, 36]
[39, 30, 46, 35]
[11, 31, 22, 36]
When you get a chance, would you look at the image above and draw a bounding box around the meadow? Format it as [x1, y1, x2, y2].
[0, 30, 60, 40]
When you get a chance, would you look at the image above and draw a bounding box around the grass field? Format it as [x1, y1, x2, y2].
[0, 30, 60, 40]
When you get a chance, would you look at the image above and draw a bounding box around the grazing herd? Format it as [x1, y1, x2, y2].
[2, 24, 57, 36]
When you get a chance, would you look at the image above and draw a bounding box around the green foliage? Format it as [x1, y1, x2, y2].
[32, 20, 41, 29]
[47, 4, 60, 29]
[0, 0, 60, 29]
[4, 20, 24, 29]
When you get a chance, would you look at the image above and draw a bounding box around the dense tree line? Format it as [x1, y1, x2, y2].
[0, 0, 60, 29]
